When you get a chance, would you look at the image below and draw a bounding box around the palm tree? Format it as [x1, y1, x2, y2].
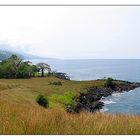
[37, 63, 51, 77]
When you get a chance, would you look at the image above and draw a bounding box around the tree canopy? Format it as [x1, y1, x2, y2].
[0, 55, 38, 78]
[37, 63, 51, 77]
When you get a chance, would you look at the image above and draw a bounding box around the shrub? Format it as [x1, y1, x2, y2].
[36, 95, 49, 108]
[104, 77, 116, 89]
[48, 81, 62, 86]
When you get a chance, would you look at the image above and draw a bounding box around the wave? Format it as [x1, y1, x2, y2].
[100, 107, 109, 112]
[112, 93, 122, 97]
[103, 100, 116, 105]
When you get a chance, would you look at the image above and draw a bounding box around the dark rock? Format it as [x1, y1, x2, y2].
[54, 72, 70, 80]
[66, 79, 140, 113]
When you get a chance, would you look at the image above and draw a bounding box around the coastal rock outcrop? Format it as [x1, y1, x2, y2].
[66, 80, 140, 113]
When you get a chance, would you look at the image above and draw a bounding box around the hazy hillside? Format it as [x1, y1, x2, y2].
[0, 50, 24, 60]
[0, 44, 58, 60]
[0, 50, 46, 60]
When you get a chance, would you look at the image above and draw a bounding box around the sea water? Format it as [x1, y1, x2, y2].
[31, 59, 140, 114]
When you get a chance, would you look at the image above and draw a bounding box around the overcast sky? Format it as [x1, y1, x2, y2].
[0, 6, 140, 59]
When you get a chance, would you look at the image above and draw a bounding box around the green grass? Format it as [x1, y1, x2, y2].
[0, 77, 140, 134]
[48, 92, 76, 108]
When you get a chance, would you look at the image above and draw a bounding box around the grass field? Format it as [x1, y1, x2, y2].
[0, 77, 140, 135]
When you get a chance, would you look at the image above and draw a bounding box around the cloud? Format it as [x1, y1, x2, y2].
[0, 7, 140, 59]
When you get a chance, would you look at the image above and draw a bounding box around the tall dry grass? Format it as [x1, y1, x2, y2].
[0, 102, 140, 135]
[0, 78, 140, 135]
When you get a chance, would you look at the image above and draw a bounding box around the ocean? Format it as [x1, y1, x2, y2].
[31, 59, 140, 114]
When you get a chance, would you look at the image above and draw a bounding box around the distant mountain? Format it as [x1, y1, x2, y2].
[18, 52, 45, 59]
[0, 50, 22, 60]
[0, 49, 59, 61]
[0, 50, 46, 61]
[0, 44, 58, 61]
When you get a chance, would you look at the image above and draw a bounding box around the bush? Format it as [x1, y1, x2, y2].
[104, 77, 115, 89]
[36, 95, 49, 108]
[48, 81, 62, 86]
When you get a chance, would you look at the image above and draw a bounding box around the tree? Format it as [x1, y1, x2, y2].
[0, 55, 38, 78]
[37, 63, 51, 77]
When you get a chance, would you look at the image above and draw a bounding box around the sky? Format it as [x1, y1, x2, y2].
[0, 6, 140, 59]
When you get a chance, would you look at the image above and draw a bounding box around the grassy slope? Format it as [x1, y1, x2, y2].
[0, 77, 140, 134]
[0, 77, 104, 108]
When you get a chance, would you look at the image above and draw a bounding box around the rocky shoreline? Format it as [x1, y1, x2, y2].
[66, 79, 140, 113]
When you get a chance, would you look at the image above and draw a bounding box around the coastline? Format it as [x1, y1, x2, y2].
[66, 79, 140, 113]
